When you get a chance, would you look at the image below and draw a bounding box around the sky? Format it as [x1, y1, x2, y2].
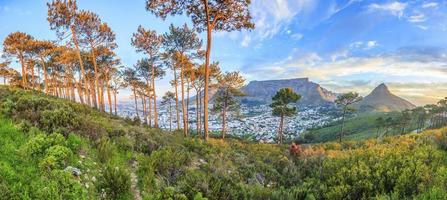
[1, 0, 447, 106]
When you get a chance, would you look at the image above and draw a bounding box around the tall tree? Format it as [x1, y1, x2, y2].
[212, 71, 245, 139]
[28, 40, 56, 94]
[0, 60, 12, 85]
[270, 88, 301, 144]
[163, 24, 202, 136]
[3, 32, 34, 88]
[77, 10, 117, 110]
[110, 69, 125, 116]
[335, 92, 363, 142]
[123, 67, 141, 119]
[375, 117, 385, 138]
[146, 0, 255, 140]
[131, 26, 164, 128]
[48, 0, 91, 105]
[161, 91, 176, 131]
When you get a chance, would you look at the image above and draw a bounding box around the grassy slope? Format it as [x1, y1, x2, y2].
[1, 86, 447, 199]
[302, 112, 400, 143]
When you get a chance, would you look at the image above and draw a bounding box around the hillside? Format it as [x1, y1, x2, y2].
[239, 78, 337, 106]
[356, 83, 416, 112]
[300, 112, 400, 143]
[1, 86, 447, 199]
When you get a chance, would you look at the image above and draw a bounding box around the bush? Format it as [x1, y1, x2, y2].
[97, 165, 131, 200]
[66, 133, 82, 152]
[40, 145, 72, 170]
[97, 138, 116, 163]
[25, 133, 51, 156]
[41, 107, 79, 136]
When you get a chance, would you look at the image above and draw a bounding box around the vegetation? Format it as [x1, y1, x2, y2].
[270, 88, 301, 144]
[335, 92, 363, 142]
[1, 86, 447, 199]
[3, 0, 447, 199]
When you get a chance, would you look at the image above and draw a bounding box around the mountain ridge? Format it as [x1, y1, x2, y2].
[239, 78, 337, 106]
[356, 83, 416, 112]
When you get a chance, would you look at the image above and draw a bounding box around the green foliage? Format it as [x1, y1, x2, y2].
[66, 133, 82, 152]
[97, 165, 131, 200]
[269, 88, 301, 117]
[40, 145, 73, 170]
[97, 138, 116, 163]
[41, 106, 79, 135]
[3, 86, 447, 199]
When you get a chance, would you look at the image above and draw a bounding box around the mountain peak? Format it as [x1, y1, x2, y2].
[356, 83, 415, 112]
[370, 83, 391, 95]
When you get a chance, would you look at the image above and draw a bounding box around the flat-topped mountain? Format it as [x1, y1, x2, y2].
[239, 78, 337, 106]
[356, 83, 416, 112]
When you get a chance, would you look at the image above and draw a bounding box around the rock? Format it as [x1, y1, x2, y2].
[64, 166, 82, 177]
[255, 173, 265, 185]
[239, 78, 337, 106]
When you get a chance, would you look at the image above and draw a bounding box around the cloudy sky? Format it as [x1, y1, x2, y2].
[1, 0, 447, 105]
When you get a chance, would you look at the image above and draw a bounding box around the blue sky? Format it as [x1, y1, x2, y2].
[1, 0, 447, 105]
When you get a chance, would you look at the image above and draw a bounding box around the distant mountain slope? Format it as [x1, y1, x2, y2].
[239, 78, 337, 106]
[356, 83, 416, 112]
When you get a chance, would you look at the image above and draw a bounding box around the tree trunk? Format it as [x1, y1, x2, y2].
[196, 90, 200, 136]
[186, 80, 190, 135]
[151, 63, 158, 128]
[180, 59, 188, 137]
[173, 68, 180, 130]
[222, 91, 228, 139]
[279, 114, 284, 144]
[113, 90, 118, 116]
[133, 86, 139, 118]
[203, 23, 212, 141]
[89, 46, 100, 109]
[29, 60, 35, 90]
[169, 102, 172, 132]
[105, 75, 113, 114]
[18, 52, 27, 88]
[71, 26, 90, 106]
[142, 95, 147, 124]
[339, 109, 347, 143]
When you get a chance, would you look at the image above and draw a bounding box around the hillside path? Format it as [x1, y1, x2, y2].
[130, 160, 142, 200]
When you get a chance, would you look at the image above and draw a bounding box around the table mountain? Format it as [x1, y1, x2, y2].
[239, 78, 337, 106]
[356, 83, 415, 112]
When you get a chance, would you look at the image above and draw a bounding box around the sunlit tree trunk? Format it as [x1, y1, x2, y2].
[105, 76, 112, 114]
[180, 63, 188, 136]
[18, 52, 27, 88]
[89, 46, 100, 110]
[113, 90, 118, 115]
[173, 67, 180, 130]
[132, 86, 139, 118]
[71, 26, 90, 106]
[203, 3, 213, 141]
[151, 65, 158, 128]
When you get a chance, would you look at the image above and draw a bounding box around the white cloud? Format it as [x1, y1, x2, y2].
[290, 33, 303, 40]
[250, 0, 315, 39]
[349, 41, 378, 50]
[241, 35, 251, 47]
[422, 2, 438, 9]
[244, 50, 447, 105]
[368, 1, 407, 18]
[408, 13, 427, 23]
[416, 25, 429, 30]
[365, 41, 378, 49]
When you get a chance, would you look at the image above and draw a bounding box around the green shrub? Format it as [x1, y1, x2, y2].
[97, 165, 131, 200]
[25, 133, 51, 156]
[97, 138, 116, 163]
[41, 107, 79, 136]
[40, 145, 73, 170]
[66, 133, 82, 152]
[34, 170, 88, 200]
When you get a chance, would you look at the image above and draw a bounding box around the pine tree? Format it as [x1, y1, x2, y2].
[270, 88, 301, 144]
